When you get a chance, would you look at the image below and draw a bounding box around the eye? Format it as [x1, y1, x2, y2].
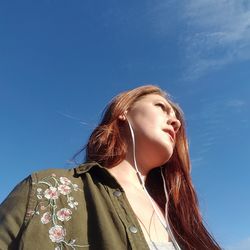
[155, 103, 166, 111]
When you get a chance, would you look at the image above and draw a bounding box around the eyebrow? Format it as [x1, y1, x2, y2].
[156, 99, 176, 116]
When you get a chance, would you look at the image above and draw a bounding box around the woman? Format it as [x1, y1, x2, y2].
[0, 85, 221, 250]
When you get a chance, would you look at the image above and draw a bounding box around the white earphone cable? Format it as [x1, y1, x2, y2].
[127, 118, 181, 250]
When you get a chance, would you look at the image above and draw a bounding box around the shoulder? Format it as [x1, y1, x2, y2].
[29, 168, 80, 193]
[29, 167, 83, 206]
[30, 162, 99, 187]
[0, 165, 93, 249]
[30, 161, 100, 182]
[31, 167, 75, 181]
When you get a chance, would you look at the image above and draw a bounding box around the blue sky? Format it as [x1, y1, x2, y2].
[1, 0, 250, 249]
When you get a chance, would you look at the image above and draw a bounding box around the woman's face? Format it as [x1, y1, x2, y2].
[126, 94, 181, 172]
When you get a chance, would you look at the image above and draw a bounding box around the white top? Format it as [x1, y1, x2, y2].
[148, 241, 176, 250]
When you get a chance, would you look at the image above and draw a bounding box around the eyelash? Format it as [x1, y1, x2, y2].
[156, 103, 166, 111]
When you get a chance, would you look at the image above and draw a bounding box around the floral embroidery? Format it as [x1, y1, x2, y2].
[59, 177, 72, 185]
[49, 225, 66, 243]
[31, 174, 88, 249]
[57, 208, 72, 222]
[58, 184, 72, 195]
[44, 187, 60, 200]
[68, 196, 79, 209]
[41, 211, 52, 224]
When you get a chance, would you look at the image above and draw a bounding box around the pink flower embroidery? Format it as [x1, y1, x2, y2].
[58, 184, 71, 195]
[68, 200, 79, 209]
[35, 175, 84, 248]
[49, 225, 66, 243]
[41, 212, 51, 224]
[59, 177, 71, 185]
[56, 208, 72, 221]
[44, 187, 59, 200]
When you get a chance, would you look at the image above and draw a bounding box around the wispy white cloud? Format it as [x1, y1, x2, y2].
[226, 99, 247, 108]
[56, 111, 95, 127]
[191, 156, 204, 168]
[188, 99, 224, 167]
[57, 111, 87, 125]
[227, 236, 250, 250]
[99, 0, 250, 80]
[225, 99, 249, 117]
[188, 95, 249, 168]
[181, 0, 250, 79]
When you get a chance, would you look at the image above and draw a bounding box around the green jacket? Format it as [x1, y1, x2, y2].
[0, 162, 150, 250]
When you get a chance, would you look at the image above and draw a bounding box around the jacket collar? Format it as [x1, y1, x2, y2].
[74, 161, 104, 176]
[74, 161, 125, 190]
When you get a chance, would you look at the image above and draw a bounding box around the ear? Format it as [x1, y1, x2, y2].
[118, 114, 126, 121]
[118, 111, 128, 121]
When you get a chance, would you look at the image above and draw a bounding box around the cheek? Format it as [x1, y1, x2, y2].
[132, 116, 157, 136]
[128, 108, 162, 138]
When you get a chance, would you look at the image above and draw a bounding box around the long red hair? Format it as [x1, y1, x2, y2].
[84, 85, 221, 250]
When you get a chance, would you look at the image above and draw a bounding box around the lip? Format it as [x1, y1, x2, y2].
[163, 128, 175, 142]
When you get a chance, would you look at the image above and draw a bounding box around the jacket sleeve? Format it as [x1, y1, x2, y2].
[0, 176, 32, 249]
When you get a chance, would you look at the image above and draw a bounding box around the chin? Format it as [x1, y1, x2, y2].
[152, 148, 173, 167]
[160, 146, 174, 162]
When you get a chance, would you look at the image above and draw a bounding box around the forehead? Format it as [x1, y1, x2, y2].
[135, 94, 170, 105]
[133, 94, 177, 115]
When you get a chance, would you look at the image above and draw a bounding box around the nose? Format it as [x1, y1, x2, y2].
[167, 117, 181, 133]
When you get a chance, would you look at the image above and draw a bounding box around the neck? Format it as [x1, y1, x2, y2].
[107, 159, 147, 189]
